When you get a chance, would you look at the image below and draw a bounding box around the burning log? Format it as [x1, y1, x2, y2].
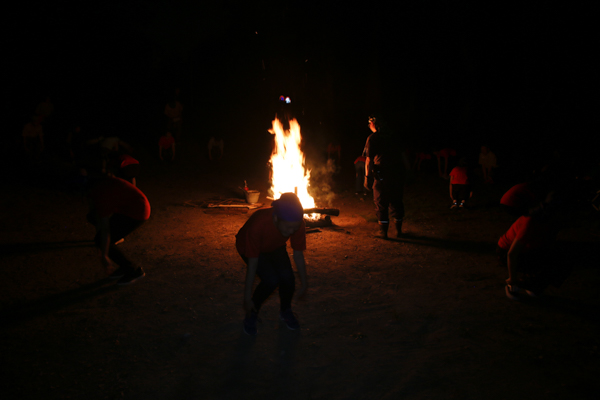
[305, 214, 332, 228]
[303, 208, 340, 216]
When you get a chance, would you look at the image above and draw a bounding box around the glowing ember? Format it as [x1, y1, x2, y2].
[269, 117, 315, 211]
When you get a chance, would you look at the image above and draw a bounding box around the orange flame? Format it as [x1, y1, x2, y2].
[269, 117, 315, 210]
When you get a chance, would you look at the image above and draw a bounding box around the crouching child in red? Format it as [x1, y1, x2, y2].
[497, 196, 568, 300]
[236, 193, 308, 336]
[87, 176, 151, 285]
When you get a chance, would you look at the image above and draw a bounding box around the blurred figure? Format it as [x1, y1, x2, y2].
[164, 96, 183, 141]
[35, 96, 54, 124]
[208, 136, 224, 160]
[433, 148, 457, 179]
[354, 155, 366, 195]
[479, 145, 497, 183]
[88, 135, 133, 174]
[22, 116, 44, 160]
[159, 131, 176, 161]
[87, 176, 150, 285]
[413, 151, 432, 172]
[327, 142, 341, 162]
[448, 157, 472, 209]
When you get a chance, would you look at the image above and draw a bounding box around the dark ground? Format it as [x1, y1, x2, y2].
[1, 135, 600, 399]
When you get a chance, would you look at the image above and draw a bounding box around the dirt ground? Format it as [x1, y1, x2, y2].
[2, 143, 600, 400]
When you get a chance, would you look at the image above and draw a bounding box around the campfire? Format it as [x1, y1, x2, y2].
[269, 117, 338, 227]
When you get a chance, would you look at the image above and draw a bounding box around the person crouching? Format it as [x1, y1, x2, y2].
[87, 176, 150, 285]
[235, 193, 308, 336]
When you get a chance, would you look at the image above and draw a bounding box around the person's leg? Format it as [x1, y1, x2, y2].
[521, 250, 557, 294]
[389, 177, 406, 236]
[373, 179, 390, 238]
[251, 247, 291, 311]
[455, 184, 468, 206]
[105, 214, 144, 271]
[451, 185, 460, 207]
[268, 246, 295, 312]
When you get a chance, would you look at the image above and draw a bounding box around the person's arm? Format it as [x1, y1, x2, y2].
[244, 257, 259, 313]
[449, 175, 454, 200]
[506, 239, 525, 286]
[364, 156, 372, 190]
[293, 249, 308, 299]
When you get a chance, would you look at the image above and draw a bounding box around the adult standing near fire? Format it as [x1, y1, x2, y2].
[236, 193, 308, 336]
[363, 114, 409, 239]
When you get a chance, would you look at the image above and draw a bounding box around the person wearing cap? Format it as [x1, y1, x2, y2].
[235, 193, 308, 336]
[363, 114, 409, 238]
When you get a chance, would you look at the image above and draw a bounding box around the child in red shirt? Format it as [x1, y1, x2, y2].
[88, 176, 150, 285]
[236, 193, 308, 336]
[448, 158, 472, 208]
[497, 195, 568, 300]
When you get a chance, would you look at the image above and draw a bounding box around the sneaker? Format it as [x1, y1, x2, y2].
[117, 268, 145, 286]
[280, 309, 300, 330]
[108, 266, 128, 279]
[506, 284, 530, 300]
[505, 285, 519, 300]
[459, 202, 465, 208]
[243, 312, 259, 336]
[394, 220, 403, 238]
[450, 204, 458, 209]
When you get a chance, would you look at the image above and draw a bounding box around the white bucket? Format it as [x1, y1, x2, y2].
[245, 190, 260, 204]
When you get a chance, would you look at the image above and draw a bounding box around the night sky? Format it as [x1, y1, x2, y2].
[5, 1, 598, 175]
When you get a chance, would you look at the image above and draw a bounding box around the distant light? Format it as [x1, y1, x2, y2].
[285, 97, 291, 104]
[279, 95, 285, 102]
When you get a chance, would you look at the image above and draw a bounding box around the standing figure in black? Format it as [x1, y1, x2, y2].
[363, 114, 409, 239]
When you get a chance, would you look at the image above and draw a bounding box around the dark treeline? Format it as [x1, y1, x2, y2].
[4, 1, 598, 180]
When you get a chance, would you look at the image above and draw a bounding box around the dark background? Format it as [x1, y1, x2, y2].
[4, 0, 598, 179]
